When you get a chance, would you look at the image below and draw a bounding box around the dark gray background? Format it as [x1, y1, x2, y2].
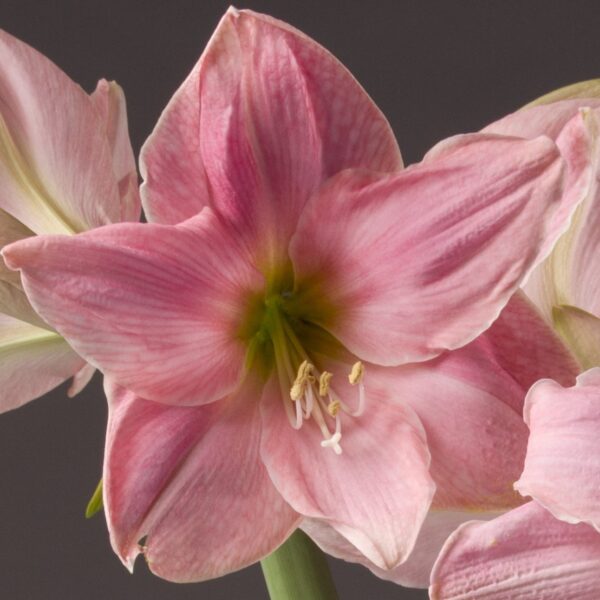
[0, 1, 599, 598]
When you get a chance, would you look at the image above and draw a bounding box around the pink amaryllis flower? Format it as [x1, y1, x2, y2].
[2, 8, 575, 582]
[430, 368, 600, 599]
[0, 29, 140, 411]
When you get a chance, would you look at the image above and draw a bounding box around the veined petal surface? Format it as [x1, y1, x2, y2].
[3, 210, 264, 405]
[290, 134, 564, 365]
[303, 510, 500, 589]
[141, 8, 402, 262]
[516, 369, 600, 529]
[104, 380, 299, 582]
[430, 502, 600, 600]
[260, 375, 434, 570]
[90, 79, 141, 223]
[0, 28, 122, 234]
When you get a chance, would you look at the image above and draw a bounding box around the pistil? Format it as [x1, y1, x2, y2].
[252, 294, 367, 454]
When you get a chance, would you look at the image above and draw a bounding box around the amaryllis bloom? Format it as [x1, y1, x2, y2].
[2, 9, 575, 581]
[0, 29, 140, 411]
[430, 368, 600, 599]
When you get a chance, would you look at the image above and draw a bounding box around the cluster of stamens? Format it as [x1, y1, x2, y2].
[288, 359, 365, 455]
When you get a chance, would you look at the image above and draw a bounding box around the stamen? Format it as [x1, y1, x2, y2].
[348, 361, 364, 385]
[319, 371, 333, 396]
[348, 361, 366, 417]
[290, 360, 313, 401]
[327, 399, 341, 417]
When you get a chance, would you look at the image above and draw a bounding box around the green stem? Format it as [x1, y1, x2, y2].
[260, 529, 339, 600]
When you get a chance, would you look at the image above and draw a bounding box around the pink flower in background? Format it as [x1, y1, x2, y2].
[484, 82, 600, 369]
[0, 29, 140, 411]
[430, 369, 600, 599]
[2, 8, 575, 582]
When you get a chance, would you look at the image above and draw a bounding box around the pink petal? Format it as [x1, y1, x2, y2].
[515, 369, 600, 529]
[141, 8, 402, 260]
[486, 101, 600, 321]
[104, 379, 299, 582]
[3, 210, 264, 405]
[290, 134, 564, 365]
[549, 113, 600, 319]
[0, 312, 85, 412]
[478, 291, 579, 397]
[484, 98, 600, 140]
[376, 355, 528, 512]
[0, 28, 122, 234]
[259, 374, 435, 570]
[67, 362, 96, 397]
[430, 502, 600, 600]
[552, 304, 600, 369]
[304, 510, 500, 589]
[90, 79, 141, 223]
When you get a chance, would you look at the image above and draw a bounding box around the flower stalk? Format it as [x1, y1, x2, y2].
[260, 529, 339, 600]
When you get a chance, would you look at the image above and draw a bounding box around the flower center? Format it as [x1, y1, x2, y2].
[244, 292, 365, 455]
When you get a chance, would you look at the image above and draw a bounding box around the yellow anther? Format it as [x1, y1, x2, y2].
[319, 371, 333, 396]
[290, 360, 314, 401]
[297, 360, 313, 381]
[327, 400, 341, 417]
[290, 381, 305, 401]
[348, 361, 364, 385]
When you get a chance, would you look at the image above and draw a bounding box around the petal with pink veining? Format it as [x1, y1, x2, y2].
[478, 291, 579, 396]
[372, 353, 527, 513]
[290, 134, 564, 365]
[104, 379, 299, 582]
[486, 101, 600, 322]
[484, 98, 600, 139]
[90, 79, 141, 223]
[516, 369, 600, 529]
[260, 374, 434, 570]
[0, 28, 121, 234]
[3, 210, 264, 405]
[430, 502, 600, 600]
[304, 509, 501, 589]
[141, 8, 402, 259]
[0, 312, 85, 412]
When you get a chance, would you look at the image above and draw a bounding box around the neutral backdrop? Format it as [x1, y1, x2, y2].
[0, 1, 599, 599]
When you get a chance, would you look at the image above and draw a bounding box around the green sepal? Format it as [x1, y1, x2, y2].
[85, 478, 104, 519]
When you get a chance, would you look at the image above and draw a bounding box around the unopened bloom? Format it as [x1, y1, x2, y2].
[0, 29, 140, 411]
[3, 9, 573, 581]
